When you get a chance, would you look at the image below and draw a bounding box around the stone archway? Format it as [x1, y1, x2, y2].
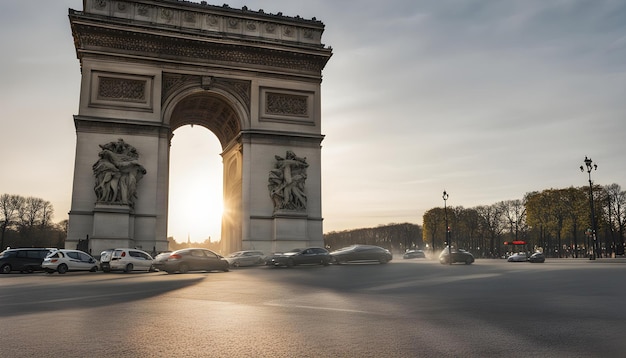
[65, 0, 332, 256]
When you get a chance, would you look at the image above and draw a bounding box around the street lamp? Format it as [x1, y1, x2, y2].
[443, 190, 451, 265]
[580, 156, 598, 260]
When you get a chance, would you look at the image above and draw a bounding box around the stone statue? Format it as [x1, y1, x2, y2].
[269, 150, 308, 211]
[93, 138, 146, 207]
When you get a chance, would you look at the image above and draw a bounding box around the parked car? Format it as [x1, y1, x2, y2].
[42, 249, 99, 274]
[330, 245, 392, 264]
[100, 248, 155, 273]
[528, 252, 546, 263]
[268, 248, 331, 267]
[439, 247, 475, 265]
[0, 248, 56, 274]
[403, 250, 426, 259]
[152, 248, 229, 274]
[225, 250, 266, 267]
[507, 252, 529, 262]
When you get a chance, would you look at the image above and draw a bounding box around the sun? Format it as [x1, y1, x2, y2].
[167, 125, 224, 243]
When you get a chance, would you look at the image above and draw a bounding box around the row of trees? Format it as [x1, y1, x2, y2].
[324, 223, 422, 254]
[0, 194, 67, 249]
[422, 184, 626, 258]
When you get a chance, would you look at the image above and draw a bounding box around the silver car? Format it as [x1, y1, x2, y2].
[102, 248, 155, 273]
[225, 250, 265, 267]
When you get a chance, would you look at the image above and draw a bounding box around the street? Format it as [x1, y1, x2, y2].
[0, 259, 624, 357]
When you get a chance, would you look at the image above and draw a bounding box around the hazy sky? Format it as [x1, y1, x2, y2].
[1, 1, 625, 243]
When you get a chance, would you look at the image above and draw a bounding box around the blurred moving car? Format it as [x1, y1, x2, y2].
[100, 248, 155, 273]
[268, 248, 331, 267]
[507, 252, 529, 262]
[0, 248, 55, 274]
[528, 252, 546, 263]
[225, 250, 265, 267]
[152, 248, 229, 274]
[330, 245, 392, 264]
[439, 247, 475, 265]
[403, 250, 426, 259]
[42, 249, 99, 274]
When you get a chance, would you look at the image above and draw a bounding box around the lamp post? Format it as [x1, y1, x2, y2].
[443, 190, 451, 265]
[580, 156, 598, 260]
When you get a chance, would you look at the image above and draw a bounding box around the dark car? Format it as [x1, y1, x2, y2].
[0, 248, 56, 274]
[330, 245, 392, 264]
[152, 248, 229, 274]
[439, 247, 475, 265]
[403, 250, 426, 259]
[268, 248, 331, 267]
[528, 252, 545, 263]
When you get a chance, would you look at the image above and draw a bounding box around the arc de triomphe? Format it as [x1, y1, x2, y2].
[66, 0, 332, 256]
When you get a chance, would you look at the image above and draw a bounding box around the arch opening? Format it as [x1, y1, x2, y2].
[168, 125, 223, 244]
[167, 92, 242, 250]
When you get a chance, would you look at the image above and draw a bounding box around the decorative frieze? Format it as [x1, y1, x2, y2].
[98, 77, 145, 102]
[266, 93, 308, 117]
[81, 0, 326, 46]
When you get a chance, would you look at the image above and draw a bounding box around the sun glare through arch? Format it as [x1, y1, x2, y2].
[168, 125, 224, 243]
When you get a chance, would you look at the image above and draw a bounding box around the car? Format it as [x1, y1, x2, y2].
[330, 245, 392, 264]
[268, 247, 331, 267]
[439, 247, 475, 265]
[225, 250, 266, 267]
[0, 248, 56, 274]
[507, 252, 529, 262]
[528, 252, 546, 263]
[403, 249, 426, 259]
[101, 248, 155, 273]
[42, 249, 99, 274]
[152, 248, 229, 274]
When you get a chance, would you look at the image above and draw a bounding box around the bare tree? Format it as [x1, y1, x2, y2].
[0, 194, 25, 249]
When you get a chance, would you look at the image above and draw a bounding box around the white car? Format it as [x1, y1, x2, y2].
[103, 248, 155, 273]
[42, 249, 99, 274]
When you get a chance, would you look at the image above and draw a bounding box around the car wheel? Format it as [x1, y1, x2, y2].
[90, 266, 98, 272]
[222, 266, 230, 272]
[124, 263, 133, 273]
[379, 257, 389, 264]
[149, 265, 156, 272]
[465, 258, 473, 264]
[286, 259, 295, 268]
[322, 259, 330, 266]
[178, 263, 189, 274]
[233, 261, 240, 268]
[1, 264, 12, 274]
[57, 264, 68, 274]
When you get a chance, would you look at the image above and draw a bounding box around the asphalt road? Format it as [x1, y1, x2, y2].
[1, 259, 624, 357]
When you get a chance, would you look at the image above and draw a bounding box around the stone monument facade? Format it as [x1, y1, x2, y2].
[66, 0, 332, 256]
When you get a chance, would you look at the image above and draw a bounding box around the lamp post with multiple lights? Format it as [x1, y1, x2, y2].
[580, 156, 598, 260]
[443, 190, 451, 264]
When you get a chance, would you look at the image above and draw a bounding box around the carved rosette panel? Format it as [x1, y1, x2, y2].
[268, 150, 308, 212]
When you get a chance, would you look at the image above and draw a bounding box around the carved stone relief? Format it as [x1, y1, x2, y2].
[93, 139, 146, 207]
[268, 151, 308, 211]
[98, 77, 146, 102]
[266, 92, 308, 116]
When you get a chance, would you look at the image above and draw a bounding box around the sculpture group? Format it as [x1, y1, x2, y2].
[269, 150, 309, 211]
[93, 139, 146, 207]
